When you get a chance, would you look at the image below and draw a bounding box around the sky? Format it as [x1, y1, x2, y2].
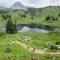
[0, 0, 60, 8]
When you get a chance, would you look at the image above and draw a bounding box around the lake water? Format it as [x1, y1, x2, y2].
[0, 23, 60, 33]
[18, 26, 49, 33]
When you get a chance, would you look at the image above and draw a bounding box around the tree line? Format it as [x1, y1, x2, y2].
[45, 13, 60, 21]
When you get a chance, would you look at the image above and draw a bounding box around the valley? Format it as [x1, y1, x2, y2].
[0, 2, 60, 60]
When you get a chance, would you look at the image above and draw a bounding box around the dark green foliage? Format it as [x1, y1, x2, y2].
[4, 47, 12, 53]
[6, 19, 17, 34]
[0, 10, 8, 14]
[55, 42, 60, 45]
[50, 45, 58, 50]
[6, 19, 14, 34]
[2, 14, 11, 20]
[2, 14, 7, 19]
[58, 13, 60, 16]
[45, 25, 53, 30]
[21, 14, 26, 18]
[7, 14, 11, 18]
[31, 16, 34, 20]
[45, 15, 50, 21]
[51, 16, 58, 21]
[45, 15, 58, 21]
[14, 20, 17, 33]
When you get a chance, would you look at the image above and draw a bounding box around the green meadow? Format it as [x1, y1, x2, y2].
[0, 29, 60, 60]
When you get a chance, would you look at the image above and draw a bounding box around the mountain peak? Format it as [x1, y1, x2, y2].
[11, 1, 25, 9]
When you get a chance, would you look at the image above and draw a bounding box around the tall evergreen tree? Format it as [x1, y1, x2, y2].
[13, 20, 17, 33]
[6, 19, 17, 34]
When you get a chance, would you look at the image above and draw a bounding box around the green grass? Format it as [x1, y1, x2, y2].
[0, 30, 32, 60]
[0, 44, 32, 60]
[0, 29, 60, 50]
[0, 44, 31, 56]
[9, 32, 59, 49]
[0, 29, 60, 60]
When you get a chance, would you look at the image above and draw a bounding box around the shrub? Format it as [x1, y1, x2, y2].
[58, 13, 60, 16]
[2, 14, 11, 20]
[45, 15, 58, 21]
[50, 45, 58, 50]
[4, 47, 12, 53]
[55, 42, 60, 45]
[45, 15, 50, 21]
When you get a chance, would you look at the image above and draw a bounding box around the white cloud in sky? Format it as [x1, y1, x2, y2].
[0, 0, 60, 8]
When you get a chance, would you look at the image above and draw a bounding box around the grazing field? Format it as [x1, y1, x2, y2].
[0, 30, 32, 60]
[0, 29, 60, 60]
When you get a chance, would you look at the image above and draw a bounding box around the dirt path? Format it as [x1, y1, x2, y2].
[16, 41, 46, 54]
[0, 41, 60, 54]
[16, 41, 60, 55]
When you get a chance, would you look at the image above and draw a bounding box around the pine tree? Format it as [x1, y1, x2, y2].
[6, 19, 17, 34]
[13, 20, 17, 33]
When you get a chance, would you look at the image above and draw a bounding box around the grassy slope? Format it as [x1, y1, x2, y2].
[1, 29, 60, 49]
[0, 29, 60, 60]
[15, 32, 60, 49]
[0, 6, 60, 27]
[0, 30, 32, 60]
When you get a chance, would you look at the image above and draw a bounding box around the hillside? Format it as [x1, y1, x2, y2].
[27, 6, 60, 26]
[0, 6, 60, 27]
[28, 6, 60, 16]
[0, 5, 7, 10]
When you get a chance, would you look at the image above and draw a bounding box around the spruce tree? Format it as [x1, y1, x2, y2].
[6, 19, 17, 34]
[13, 20, 17, 33]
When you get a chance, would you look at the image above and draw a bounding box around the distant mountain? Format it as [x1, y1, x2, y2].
[0, 5, 6, 10]
[27, 6, 60, 16]
[0, 5, 13, 11]
[11, 1, 27, 10]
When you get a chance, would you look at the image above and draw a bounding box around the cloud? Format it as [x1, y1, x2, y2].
[0, 0, 60, 8]
[23, 0, 51, 8]
[50, 0, 60, 6]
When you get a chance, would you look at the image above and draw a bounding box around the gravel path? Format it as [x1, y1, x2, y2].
[16, 41, 46, 54]
[0, 41, 60, 54]
[16, 41, 60, 54]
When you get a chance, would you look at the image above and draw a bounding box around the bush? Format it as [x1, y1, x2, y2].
[21, 14, 26, 18]
[31, 16, 34, 20]
[58, 13, 60, 16]
[55, 42, 60, 45]
[45, 15, 58, 21]
[50, 45, 58, 50]
[45, 15, 50, 21]
[4, 47, 12, 53]
[52, 17, 58, 21]
[2, 14, 11, 20]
